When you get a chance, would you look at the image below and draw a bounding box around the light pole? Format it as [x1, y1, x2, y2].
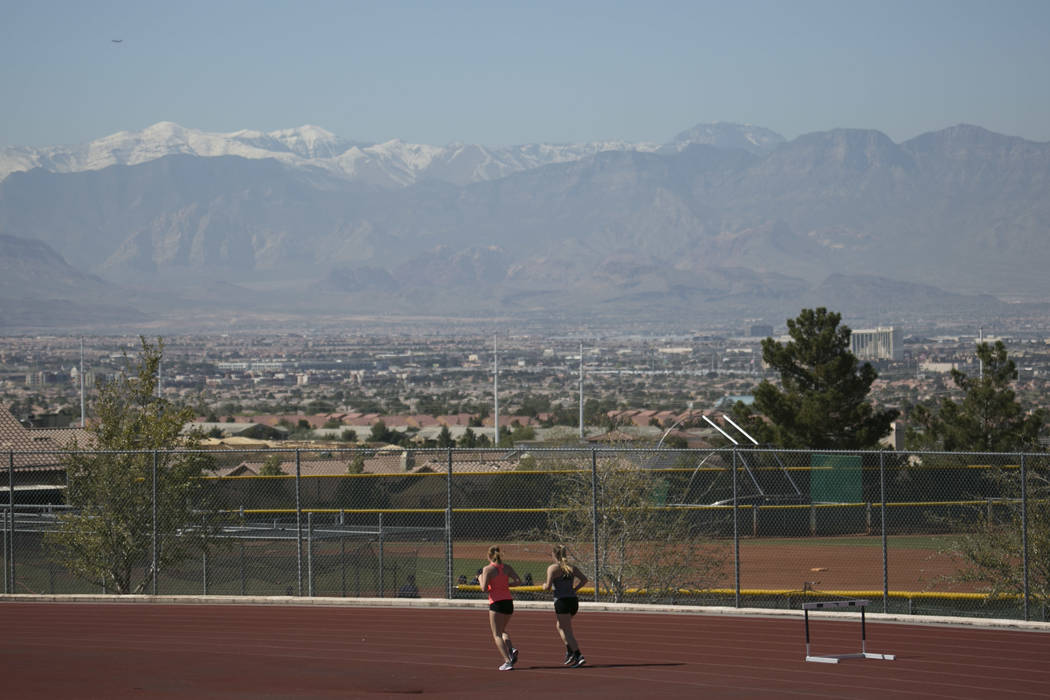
[578, 342, 584, 440]
[79, 338, 85, 428]
[493, 337, 499, 447]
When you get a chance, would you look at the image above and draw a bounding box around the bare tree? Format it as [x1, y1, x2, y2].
[543, 455, 726, 603]
[941, 462, 1050, 606]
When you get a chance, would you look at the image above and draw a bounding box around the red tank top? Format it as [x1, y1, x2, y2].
[486, 563, 512, 603]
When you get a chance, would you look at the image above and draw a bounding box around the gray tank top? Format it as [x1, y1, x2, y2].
[552, 570, 576, 599]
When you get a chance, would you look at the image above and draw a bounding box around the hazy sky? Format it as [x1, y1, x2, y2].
[2, 0, 1048, 148]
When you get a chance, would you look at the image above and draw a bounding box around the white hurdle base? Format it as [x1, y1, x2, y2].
[803, 599, 895, 663]
[806, 652, 896, 664]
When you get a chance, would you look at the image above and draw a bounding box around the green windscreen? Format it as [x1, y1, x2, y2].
[810, 453, 863, 503]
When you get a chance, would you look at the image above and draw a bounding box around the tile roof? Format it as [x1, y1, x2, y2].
[30, 427, 95, 449]
[412, 450, 520, 472]
[218, 459, 354, 477]
[0, 405, 65, 469]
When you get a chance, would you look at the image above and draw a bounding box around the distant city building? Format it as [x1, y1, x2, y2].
[69, 367, 96, 388]
[749, 324, 773, 338]
[920, 361, 957, 374]
[880, 421, 904, 450]
[716, 394, 755, 410]
[216, 360, 291, 372]
[851, 326, 902, 361]
[25, 371, 66, 386]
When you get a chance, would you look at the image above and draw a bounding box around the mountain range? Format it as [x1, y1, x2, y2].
[0, 121, 1047, 331]
[0, 121, 789, 188]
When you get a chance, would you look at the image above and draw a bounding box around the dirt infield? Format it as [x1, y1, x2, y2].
[455, 536, 976, 593]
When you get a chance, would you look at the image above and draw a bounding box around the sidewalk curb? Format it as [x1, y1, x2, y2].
[3, 593, 1048, 632]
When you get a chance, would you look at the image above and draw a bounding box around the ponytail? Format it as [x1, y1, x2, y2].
[488, 545, 503, 564]
[553, 545, 572, 576]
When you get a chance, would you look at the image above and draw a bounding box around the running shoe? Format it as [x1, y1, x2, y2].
[563, 650, 574, 665]
[570, 653, 586, 668]
[511, 647, 518, 664]
[498, 661, 514, 671]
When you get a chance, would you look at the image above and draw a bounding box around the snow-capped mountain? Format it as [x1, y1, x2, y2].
[0, 122, 766, 187]
[227, 124, 360, 159]
[665, 122, 786, 154]
[0, 122, 358, 181]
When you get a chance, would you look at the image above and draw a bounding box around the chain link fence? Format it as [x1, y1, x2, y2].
[2, 447, 1047, 621]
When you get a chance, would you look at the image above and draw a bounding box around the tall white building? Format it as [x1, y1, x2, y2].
[850, 326, 902, 361]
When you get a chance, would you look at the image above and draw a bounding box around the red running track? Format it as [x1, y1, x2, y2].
[1, 601, 1048, 699]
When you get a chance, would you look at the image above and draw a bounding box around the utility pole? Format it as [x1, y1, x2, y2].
[493, 337, 499, 448]
[79, 338, 85, 428]
[978, 326, 984, 379]
[578, 342, 584, 440]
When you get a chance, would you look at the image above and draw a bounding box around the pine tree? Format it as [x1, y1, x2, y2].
[437, 424, 454, 448]
[907, 341, 1045, 452]
[736, 308, 898, 449]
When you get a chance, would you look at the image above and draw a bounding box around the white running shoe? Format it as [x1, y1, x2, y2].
[498, 661, 514, 671]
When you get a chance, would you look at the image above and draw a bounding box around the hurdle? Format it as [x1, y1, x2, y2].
[803, 599, 895, 663]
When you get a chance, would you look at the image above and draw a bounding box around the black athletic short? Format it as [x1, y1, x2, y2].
[489, 599, 514, 615]
[554, 597, 579, 616]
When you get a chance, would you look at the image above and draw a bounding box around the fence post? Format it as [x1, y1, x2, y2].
[733, 447, 740, 608]
[202, 548, 208, 596]
[590, 448, 599, 603]
[240, 540, 246, 596]
[446, 447, 453, 599]
[354, 557, 360, 597]
[295, 448, 303, 596]
[151, 450, 158, 596]
[7, 449, 14, 593]
[1021, 452, 1029, 622]
[881, 451, 888, 614]
[378, 512, 384, 597]
[307, 511, 314, 597]
[2, 507, 7, 594]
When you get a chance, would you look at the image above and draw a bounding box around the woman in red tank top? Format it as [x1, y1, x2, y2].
[479, 545, 522, 670]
